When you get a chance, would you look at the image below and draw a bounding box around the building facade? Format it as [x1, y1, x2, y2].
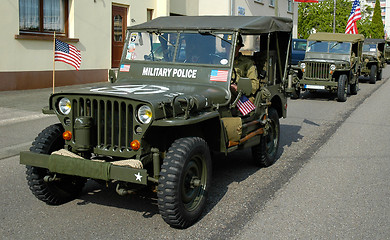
[1, 0, 297, 91]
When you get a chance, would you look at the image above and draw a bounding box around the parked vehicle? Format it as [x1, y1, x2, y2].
[384, 40, 390, 63]
[20, 16, 293, 229]
[288, 32, 364, 102]
[290, 38, 307, 66]
[360, 38, 386, 84]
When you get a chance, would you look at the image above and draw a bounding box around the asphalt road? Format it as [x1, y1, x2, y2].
[0, 70, 389, 239]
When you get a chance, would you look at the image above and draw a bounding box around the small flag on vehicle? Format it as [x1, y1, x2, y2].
[55, 39, 81, 70]
[237, 95, 256, 116]
[210, 70, 229, 82]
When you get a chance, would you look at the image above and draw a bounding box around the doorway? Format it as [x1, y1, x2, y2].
[112, 5, 127, 68]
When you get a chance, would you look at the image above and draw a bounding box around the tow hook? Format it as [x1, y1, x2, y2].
[44, 174, 60, 182]
[116, 184, 134, 196]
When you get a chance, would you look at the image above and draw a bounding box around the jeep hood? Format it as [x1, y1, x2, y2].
[53, 80, 229, 112]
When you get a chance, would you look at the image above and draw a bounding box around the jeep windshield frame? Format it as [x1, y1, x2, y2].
[307, 41, 352, 55]
[124, 31, 234, 66]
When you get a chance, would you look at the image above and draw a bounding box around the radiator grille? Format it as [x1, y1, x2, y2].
[305, 62, 330, 80]
[71, 97, 134, 153]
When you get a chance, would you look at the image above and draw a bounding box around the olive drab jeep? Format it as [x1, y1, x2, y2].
[20, 16, 293, 229]
[384, 40, 390, 64]
[288, 32, 364, 102]
[360, 38, 386, 84]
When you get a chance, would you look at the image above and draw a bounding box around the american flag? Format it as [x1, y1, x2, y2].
[120, 64, 130, 72]
[294, 0, 318, 2]
[345, 0, 362, 34]
[237, 95, 256, 116]
[55, 39, 81, 70]
[210, 70, 229, 82]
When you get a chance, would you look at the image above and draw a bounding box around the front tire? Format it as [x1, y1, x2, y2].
[252, 108, 280, 167]
[290, 87, 301, 99]
[370, 65, 377, 84]
[337, 74, 347, 102]
[350, 81, 358, 95]
[158, 137, 212, 229]
[26, 124, 86, 205]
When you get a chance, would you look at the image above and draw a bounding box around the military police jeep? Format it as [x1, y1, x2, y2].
[289, 32, 364, 102]
[361, 38, 386, 84]
[20, 16, 293, 229]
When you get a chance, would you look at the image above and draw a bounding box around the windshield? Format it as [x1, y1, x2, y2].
[307, 41, 351, 54]
[124, 31, 233, 65]
[363, 44, 377, 53]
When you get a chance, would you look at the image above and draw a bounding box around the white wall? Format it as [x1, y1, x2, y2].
[0, 0, 164, 72]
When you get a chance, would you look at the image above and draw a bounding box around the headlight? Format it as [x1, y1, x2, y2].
[137, 105, 152, 124]
[58, 98, 71, 115]
[300, 62, 306, 70]
[330, 64, 336, 71]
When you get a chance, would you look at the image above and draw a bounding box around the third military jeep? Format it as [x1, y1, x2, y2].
[290, 32, 364, 102]
[20, 16, 293, 229]
[360, 38, 386, 84]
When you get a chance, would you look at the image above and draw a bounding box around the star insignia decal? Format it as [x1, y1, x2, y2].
[135, 172, 142, 182]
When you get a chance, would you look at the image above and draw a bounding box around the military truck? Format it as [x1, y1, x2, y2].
[360, 38, 386, 84]
[20, 16, 293, 228]
[384, 40, 390, 64]
[289, 32, 364, 102]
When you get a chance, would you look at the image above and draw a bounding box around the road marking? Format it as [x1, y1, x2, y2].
[0, 114, 50, 127]
[0, 142, 31, 160]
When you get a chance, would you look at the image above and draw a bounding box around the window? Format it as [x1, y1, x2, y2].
[269, 0, 275, 7]
[147, 9, 154, 21]
[19, 0, 68, 36]
[288, 0, 293, 12]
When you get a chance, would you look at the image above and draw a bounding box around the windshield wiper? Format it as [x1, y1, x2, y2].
[330, 42, 341, 50]
[307, 41, 320, 48]
[151, 31, 176, 46]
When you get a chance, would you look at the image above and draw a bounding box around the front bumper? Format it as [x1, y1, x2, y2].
[20, 151, 148, 185]
[298, 79, 337, 89]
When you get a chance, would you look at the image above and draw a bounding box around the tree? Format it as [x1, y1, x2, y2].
[357, 5, 373, 37]
[298, 0, 371, 38]
[371, 0, 385, 38]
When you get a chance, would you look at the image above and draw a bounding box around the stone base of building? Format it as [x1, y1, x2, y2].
[0, 69, 108, 91]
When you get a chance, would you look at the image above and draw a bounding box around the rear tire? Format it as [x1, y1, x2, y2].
[337, 74, 347, 102]
[26, 124, 86, 205]
[158, 137, 212, 229]
[252, 108, 280, 167]
[369, 65, 377, 84]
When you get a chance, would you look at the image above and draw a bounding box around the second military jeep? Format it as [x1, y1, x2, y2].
[360, 38, 386, 84]
[290, 32, 364, 102]
[20, 16, 293, 228]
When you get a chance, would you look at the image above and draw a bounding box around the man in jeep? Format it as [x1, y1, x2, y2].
[231, 35, 260, 102]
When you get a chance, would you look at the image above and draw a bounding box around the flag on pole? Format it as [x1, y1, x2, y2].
[237, 95, 256, 116]
[294, 0, 318, 3]
[55, 39, 81, 70]
[345, 0, 362, 34]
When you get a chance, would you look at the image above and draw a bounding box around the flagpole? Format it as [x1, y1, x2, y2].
[53, 32, 56, 94]
[333, 0, 336, 33]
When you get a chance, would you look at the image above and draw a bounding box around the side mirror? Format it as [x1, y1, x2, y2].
[237, 77, 252, 96]
[108, 69, 117, 83]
